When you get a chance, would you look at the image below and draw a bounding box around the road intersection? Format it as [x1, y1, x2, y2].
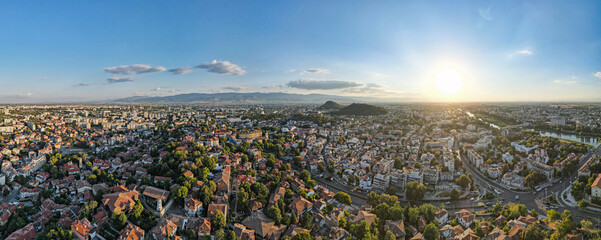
[460, 145, 601, 223]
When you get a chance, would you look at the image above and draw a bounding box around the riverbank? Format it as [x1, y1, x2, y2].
[536, 129, 600, 147]
[471, 111, 518, 128]
[535, 127, 601, 140]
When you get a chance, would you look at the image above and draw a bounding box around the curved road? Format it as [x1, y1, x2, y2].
[460, 146, 601, 222]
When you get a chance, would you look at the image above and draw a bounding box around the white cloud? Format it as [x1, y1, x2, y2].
[106, 77, 135, 84]
[302, 68, 330, 74]
[105, 64, 166, 75]
[286, 79, 362, 90]
[262, 84, 283, 89]
[343, 83, 384, 93]
[517, 49, 533, 55]
[553, 80, 578, 84]
[508, 49, 533, 59]
[73, 83, 91, 87]
[342, 83, 421, 98]
[196, 60, 246, 75]
[478, 6, 493, 21]
[285, 69, 297, 73]
[168, 67, 194, 75]
[18, 92, 32, 97]
[223, 86, 250, 92]
[152, 86, 170, 91]
[594, 72, 601, 79]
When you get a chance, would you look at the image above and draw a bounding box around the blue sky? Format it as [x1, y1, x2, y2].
[1, 0, 600, 102]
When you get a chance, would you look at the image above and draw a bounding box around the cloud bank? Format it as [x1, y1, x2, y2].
[73, 83, 91, 87]
[553, 80, 578, 84]
[105, 64, 166, 75]
[223, 86, 250, 91]
[106, 77, 135, 84]
[197, 60, 246, 75]
[169, 67, 194, 75]
[287, 79, 362, 90]
[303, 68, 330, 74]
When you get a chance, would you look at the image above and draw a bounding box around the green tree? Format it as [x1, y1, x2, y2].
[250, 182, 269, 203]
[299, 170, 311, 182]
[450, 189, 461, 200]
[294, 232, 312, 240]
[456, 175, 470, 189]
[524, 171, 546, 187]
[300, 212, 314, 229]
[214, 229, 225, 240]
[580, 219, 593, 230]
[407, 207, 419, 226]
[523, 223, 547, 240]
[237, 188, 249, 210]
[267, 205, 282, 224]
[384, 230, 396, 240]
[372, 203, 390, 220]
[112, 213, 127, 230]
[423, 223, 439, 240]
[293, 156, 303, 167]
[335, 192, 352, 205]
[547, 209, 560, 221]
[529, 209, 538, 218]
[132, 200, 144, 219]
[173, 186, 189, 199]
[46, 228, 73, 240]
[405, 181, 426, 201]
[212, 210, 226, 230]
[226, 230, 240, 240]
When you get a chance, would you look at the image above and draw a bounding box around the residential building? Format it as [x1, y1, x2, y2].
[456, 209, 475, 228]
[592, 173, 601, 198]
[467, 150, 483, 168]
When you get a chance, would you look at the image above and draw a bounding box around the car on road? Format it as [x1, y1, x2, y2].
[469, 197, 475, 201]
[515, 195, 519, 200]
[445, 202, 451, 205]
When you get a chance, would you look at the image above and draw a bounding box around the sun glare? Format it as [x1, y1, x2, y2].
[435, 69, 463, 96]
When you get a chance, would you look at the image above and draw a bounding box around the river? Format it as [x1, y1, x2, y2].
[465, 111, 501, 129]
[538, 131, 600, 147]
[465, 111, 599, 147]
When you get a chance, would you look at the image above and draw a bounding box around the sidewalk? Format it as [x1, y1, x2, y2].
[558, 184, 601, 214]
[559, 186, 578, 207]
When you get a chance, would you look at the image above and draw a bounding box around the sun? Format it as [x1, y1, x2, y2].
[435, 69, 463, 96]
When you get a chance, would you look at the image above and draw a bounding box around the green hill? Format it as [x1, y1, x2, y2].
[318, 101, 345, 110]
[335, 103, 387, 116]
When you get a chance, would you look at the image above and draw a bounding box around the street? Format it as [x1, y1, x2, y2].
[459, 145, 601, 221]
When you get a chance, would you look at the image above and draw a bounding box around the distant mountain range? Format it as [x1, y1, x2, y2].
[113, 92, 380, 104]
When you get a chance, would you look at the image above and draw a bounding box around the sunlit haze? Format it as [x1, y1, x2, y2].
[1, 1, 601, 237]
[0, 1, 600, 103]
[435, 69, 464, 97]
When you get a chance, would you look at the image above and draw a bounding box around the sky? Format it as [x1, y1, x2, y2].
[1, 0, 601, 103]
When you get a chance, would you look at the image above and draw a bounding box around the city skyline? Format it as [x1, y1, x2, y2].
[1, 0, 601, 103]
